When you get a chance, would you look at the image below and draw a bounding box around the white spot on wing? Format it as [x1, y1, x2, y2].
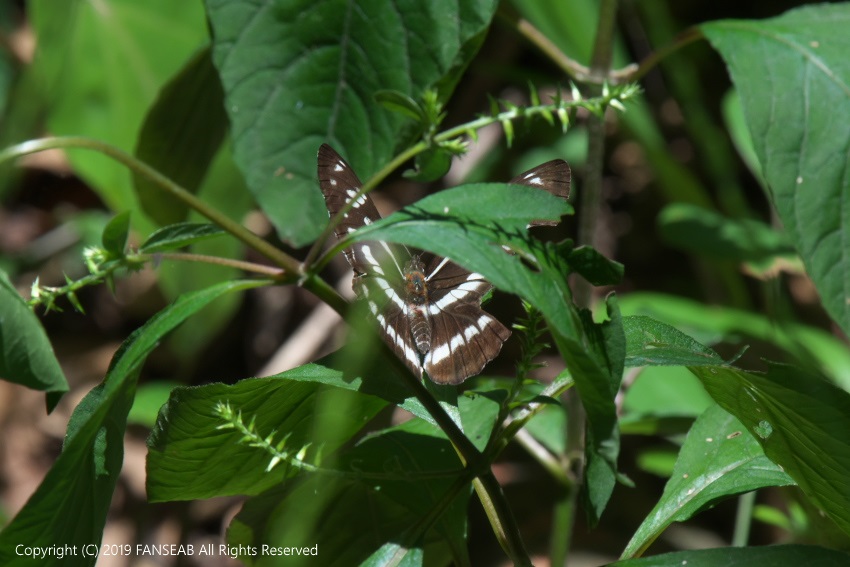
[464, 325, 480, 340]
[428, 279, 489, 314]
[428, 343, 451, 364]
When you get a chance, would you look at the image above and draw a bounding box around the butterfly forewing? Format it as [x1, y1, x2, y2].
[509, 159, 571, 227]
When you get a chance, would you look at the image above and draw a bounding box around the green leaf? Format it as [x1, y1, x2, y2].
[101, 210, 131, 257]
[610, 544, 850, 566]
[134, 46, 229, 226]
[525, 402, 568, 456]
[567, 245, 624, 286]
[350, 184, 621, 524]
[147, 370, 387, 502]
[0, 279, 262, 567]
[702, 3, 850, 338]
[657, 203, 795, 263]
[621, 404, 795, 558]
[139, 222, 226, 254]
[374, 89, 425, 122]
[459, 388, 503, 452]
[624, 315, 723, 367]
[0, 269, 68, 409]
[205, 0, 499, 246]
[619, 292, 850, 391]
[28, 0, 207, 231]
[622, 366, 713, 422]
[128, 381, 179, 428]
[721, 89, 764, 186]
[228, 419, 468, 567]
[691, 363, 850, 537]
[405, 146, 453, 182]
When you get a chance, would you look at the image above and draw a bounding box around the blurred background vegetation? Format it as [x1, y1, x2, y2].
[1, 0, 847, 565]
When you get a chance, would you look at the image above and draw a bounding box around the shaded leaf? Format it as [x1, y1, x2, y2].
[134, 46, 229, 226]
[624, 315, 723, 367]
[155, 143, 252, 360]
[702, 4, 850, 337]
[0, 280, 262, 567]
[205, 0, 499, 245]
[567, 245, 624, 286]
[0, 269, 68, 409]
[657, 203, 795, 263]
[147, 372, 386, 502]
[405, 146, 453, 182]
[101, 210, 131, 257]
[374, 89, 425, 122]
[229, 419, 468, 567]
[619, 292, 850, 391]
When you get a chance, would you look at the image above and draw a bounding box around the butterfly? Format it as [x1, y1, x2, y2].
[317, 144, 569, 385]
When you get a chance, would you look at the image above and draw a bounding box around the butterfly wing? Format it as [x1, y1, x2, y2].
[422, 254, 511, 385]
[317, 145, 422, 377]
[509, 159, 571, 227]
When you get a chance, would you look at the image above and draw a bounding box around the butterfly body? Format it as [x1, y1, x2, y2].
[317, 144, 569, 385]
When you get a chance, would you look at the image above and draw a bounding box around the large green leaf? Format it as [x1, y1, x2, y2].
[0, 269, 67, 410]
[0, 280, 262, 567]
[623, 315, 724, 367]
[134, 46, 229, 226]
[620, 292, 850, 391]
[691, 363, 850, 537]
[621, 403, 795, 558]
[702, 4, 850, 337]
[146, 371, 386, 502]
[228, 419, 468, 567]
[350, 183, 624, 524]
[27, 0, 207, 229]
[657, 203, 795, 264]
[204, 0, 499, 246]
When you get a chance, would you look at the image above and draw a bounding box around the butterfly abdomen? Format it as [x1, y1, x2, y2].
[404, 257, 431, 354]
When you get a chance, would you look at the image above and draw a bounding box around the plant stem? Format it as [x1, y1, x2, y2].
[372, 345, 532, 565]
[132, 252, 286, 278]
[732, 491, 756, 546]
[473, 474, 532, 566]
[0, 137, 297, 272]
[575, 0, 619, 308]
[0, 136, 349, 313]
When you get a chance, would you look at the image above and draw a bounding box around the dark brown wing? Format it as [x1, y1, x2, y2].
[509, 159, 571, 227]
[421, 254, 510, 384]
[424, 302, 511, 385]
[361, 286, 423, 379]
[318, 144, 422, 375]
